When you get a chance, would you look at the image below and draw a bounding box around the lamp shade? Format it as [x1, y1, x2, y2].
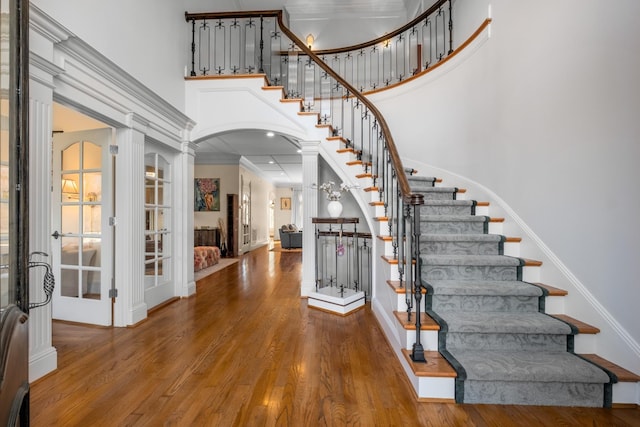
[61, 178, 79, 195]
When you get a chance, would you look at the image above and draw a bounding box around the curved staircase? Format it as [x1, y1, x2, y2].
[370, 172, 639, 407]
[185, 73, 640, 408]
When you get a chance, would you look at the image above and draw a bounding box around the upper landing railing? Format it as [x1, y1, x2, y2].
[184, 6, 456, 363]
[309, 0, 452, 93]
[185, 0, 452, 94]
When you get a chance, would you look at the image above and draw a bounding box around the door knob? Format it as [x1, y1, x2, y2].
[51, 230, 60, 239]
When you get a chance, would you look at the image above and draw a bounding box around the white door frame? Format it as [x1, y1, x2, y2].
[51, 129, 113, 326]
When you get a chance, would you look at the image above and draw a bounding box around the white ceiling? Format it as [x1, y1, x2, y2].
[195, 131, 303, 186]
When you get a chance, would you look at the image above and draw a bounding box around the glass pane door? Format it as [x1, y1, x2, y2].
[52, 129, 112, 325]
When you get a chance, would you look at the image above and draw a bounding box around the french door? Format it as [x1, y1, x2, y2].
[144, 152, 172, 309]
[52, 129, 113, 325]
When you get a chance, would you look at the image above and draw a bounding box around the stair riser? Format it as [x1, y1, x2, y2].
[421, 241, 501, 256]
[431, 295, 539, 313]
[398, 327, 439, 351]
[463, 380, 605, 407]
[414, 191, 457, 201]
[408, 182, 436, 190]
[422, 205, 474, 215]
[422, 265, 521, 282]
[420, 221, 488, 235]
[445, 332, 568, 352]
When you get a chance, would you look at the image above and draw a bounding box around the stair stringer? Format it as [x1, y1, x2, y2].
[185, 75, 328, 144]
[401, 158, 640, 406]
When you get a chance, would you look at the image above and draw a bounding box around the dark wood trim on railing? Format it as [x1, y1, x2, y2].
[185, 10, 280, 21]
[274, 13, 422, 206]
[360, 18, 492, 96]
[310, 0, 449, 55]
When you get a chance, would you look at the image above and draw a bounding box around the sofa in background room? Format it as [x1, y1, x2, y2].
[279, 224, 302, 249]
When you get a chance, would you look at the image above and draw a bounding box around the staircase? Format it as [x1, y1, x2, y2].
[368, 173, 640, 407]
[283, 78, 640, 407]
[186, 73, 640, 408]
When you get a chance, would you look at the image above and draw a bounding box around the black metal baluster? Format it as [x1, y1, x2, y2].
[190, 19, 197, 76]
[259, 16, 264, 73]
[411, 202, 426, 363]
[448, 0, 454, 55]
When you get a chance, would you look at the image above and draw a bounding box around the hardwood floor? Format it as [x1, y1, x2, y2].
[31, 246, 640, 426]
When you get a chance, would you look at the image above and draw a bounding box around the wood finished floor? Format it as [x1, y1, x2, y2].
[31, 246, 640, 426]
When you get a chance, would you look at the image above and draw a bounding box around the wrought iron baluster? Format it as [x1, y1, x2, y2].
[190, 19, 197, 76]
[422, 17, 433, 69]
[382, 38, 392, 86]
[435, 7, 446, 61]
[213, 19, 226, 74]
[198, 20, 211, 75]
[244, 18, 256, 73]
[370, 45, 379, 90]
[258, 16, 264, 73]
[409, 26, 419, 75]
[448, 0, 454, 55]
[410, 203, 426, 362]
[395, 33, 405, 82]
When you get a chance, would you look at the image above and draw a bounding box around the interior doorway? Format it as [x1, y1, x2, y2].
[51, 104, 113, 326]
[52, 128, 113, 326]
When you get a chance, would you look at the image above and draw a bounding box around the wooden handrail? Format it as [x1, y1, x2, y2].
[185, 10, 280, 21]
[274, 12, 422, 206]
[310, 0, 449, 55]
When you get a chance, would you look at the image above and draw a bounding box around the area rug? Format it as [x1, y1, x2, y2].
[194, 257, 240, 281]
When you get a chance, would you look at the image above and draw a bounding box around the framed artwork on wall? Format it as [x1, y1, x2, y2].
[280, 197, 291, 210]
[195, 178, 220, 211]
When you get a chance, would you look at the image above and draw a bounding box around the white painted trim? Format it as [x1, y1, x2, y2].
[28, 347, 57, 383]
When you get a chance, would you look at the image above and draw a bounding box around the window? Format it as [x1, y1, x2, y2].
[144, 153, 171, 288]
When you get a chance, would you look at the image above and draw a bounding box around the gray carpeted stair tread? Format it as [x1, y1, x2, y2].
[413, 187, 457, 193]
[407, 176, 437, 183]
[449, 350, 610, 384]
[420, 214, 487, 222]
[427, 280, 542, 296]
[438, 311, 571, 334]
[422, 254, 523, 267]
[423, 200, 475, 206]
[421, 234, 502, 243]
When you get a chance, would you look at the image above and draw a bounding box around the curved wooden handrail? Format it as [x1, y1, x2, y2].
[274, 13, 421, 206]
[361, 18, 492, 96]
[310, 0, 449, 55]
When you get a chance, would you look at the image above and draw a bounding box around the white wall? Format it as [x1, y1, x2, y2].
[371, 0, 640, 361]
[194, 164, 239, 230]
[275, 187, 294, 235]
[239, 166, 276, 248]
[31, 0, 188, 110]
